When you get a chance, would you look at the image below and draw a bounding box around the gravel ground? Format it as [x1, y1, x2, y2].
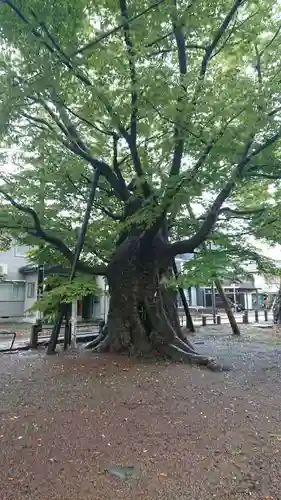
[0, 327, 281, 500]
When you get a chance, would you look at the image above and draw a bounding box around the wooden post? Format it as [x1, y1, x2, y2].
[71, 300, 78, 348]
[242, 311, 248, 324]
[255, 310, 259, 323]
[202, 315, 207, 326]
[64, 312, 71, 350]
[30, 319, 42, 349]
[264, 309, 268, 322]
[216, 315, 221, 325]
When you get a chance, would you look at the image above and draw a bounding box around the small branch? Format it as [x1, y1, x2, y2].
[66, 174, 87, 200]
[146, 98, 206, 144]
[58, 102, 117, 137]
[145, 31, 173, 48]
[188, 106, 246, 179]
[246, 128, 281, 163]
[4, 0, 92, 86]
[148, 43, 206, 57]
[247, 172, 281, 180]
[95, 202, 123, 221]
[20, 112, 58, 135]
[70, 0, 166, 58]
[260, 22, 281, 57]
[218, 206, 266, 217]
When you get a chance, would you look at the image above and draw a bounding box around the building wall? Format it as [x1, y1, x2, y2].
[94, 276, 109, 320]
[0, 245, 30, 281]
[0, 281, 25, 320]
[0, 244, 30, 321]
[23, 273, 39, 322]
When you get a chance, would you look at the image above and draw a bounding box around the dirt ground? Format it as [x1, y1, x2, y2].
[0, 325, 281, 500]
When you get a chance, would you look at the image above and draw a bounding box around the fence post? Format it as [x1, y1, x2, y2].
[202, 315, 207, 326]
[30, 319, 42, 349]
[264, 309, 268, 322]
[255, 310, 259, 323]
[242, 311, 248, 324]
[216, 315, 221, 325]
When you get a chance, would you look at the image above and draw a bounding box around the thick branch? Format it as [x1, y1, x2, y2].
[118, 0, 150, 193]
[119, 0, 137, 147]
[69, 168, 101, 280]
[38, 98, 130, 201]
[169, 0, 188, 177]
[167, 136, 256, 255]
[168, 181, 234, 255]
[0, 189, 106, 276]
[200, 0, 244, 80]
[190, 0, 244, 113]
[140, 178, 184, 248]
[112, 131, 125, 183]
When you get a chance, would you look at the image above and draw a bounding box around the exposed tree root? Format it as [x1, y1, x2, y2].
[87, 330, 228, 371]
[172, 336, 197, 353]
[92, 332, 111, 353]
[84, 326, 107, 350]
[159, 342, 227, 372]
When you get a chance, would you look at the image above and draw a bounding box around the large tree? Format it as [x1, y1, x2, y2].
[1, 0, 281, 368]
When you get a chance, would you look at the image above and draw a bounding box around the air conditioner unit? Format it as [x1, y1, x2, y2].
[0, 264, 8, 277]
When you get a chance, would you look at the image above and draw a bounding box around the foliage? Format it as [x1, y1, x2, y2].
[29, 275, 102, 313]
[0, 0, 281, 285]
[177, 244, 278, 288]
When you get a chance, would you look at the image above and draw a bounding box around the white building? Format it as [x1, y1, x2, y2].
[0, 242, 108, 323]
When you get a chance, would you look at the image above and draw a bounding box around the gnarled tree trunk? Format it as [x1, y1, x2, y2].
[86, 235, 225, 371]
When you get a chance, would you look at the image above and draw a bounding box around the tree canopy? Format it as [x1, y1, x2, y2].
[0, 0, 281, 281]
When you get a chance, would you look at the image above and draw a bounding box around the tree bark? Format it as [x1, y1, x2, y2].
[47, 306, 65, 354]
[214, 279, 241, 336]
[88, 237, 226, 371]
[273, 286, 281, 324]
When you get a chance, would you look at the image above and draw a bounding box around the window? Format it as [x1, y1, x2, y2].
[12, 284, 20, 300]
[14, 246, 26, 257]
[27, 282, 36, 298]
